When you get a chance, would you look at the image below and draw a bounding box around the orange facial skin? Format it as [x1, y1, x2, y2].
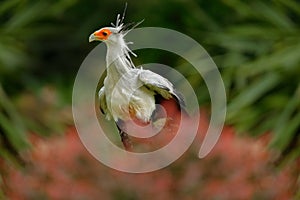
[94, 28, 112, 40]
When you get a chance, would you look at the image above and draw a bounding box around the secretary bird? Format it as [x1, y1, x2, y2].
[89, 8, 185, 151]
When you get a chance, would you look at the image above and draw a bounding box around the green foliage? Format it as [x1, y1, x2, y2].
[204, 0, 300, 164]
[142, 0, 300, 164]
[0, 0, 75, 165]
[0, 84, 30, 165]
[150, 0, 300, 165]
[0, 0, 299, 170]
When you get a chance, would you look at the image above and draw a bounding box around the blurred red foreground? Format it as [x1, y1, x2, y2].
[2, 109, 299, 200]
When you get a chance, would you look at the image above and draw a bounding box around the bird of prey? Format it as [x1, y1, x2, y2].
[89, 8, 184, 151]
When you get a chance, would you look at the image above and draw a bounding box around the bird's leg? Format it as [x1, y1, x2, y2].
[117, 121, 133, 151]
[120, 130, 133, 151]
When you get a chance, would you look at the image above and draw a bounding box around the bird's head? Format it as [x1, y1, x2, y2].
[89, 27, 121, 44]
[89, 4, 143, 46]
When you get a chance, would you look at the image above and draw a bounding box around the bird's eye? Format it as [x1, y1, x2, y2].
[94, 28, 111, 39]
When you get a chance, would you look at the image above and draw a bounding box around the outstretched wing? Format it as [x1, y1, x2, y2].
[138, 69, 185, 106]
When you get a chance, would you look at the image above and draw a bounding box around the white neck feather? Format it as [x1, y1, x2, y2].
[105, 36, 135, 81]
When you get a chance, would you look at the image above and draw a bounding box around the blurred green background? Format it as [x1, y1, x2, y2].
[0, 0, 299, 192]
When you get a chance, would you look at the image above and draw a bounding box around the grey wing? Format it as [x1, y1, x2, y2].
[98, 87, 112, 120]
[138, 69, 185, 106]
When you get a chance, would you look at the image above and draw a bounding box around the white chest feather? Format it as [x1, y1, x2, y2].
[104, 69, 156, 122]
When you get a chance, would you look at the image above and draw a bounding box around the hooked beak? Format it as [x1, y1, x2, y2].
[89, 33, 96, 42]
